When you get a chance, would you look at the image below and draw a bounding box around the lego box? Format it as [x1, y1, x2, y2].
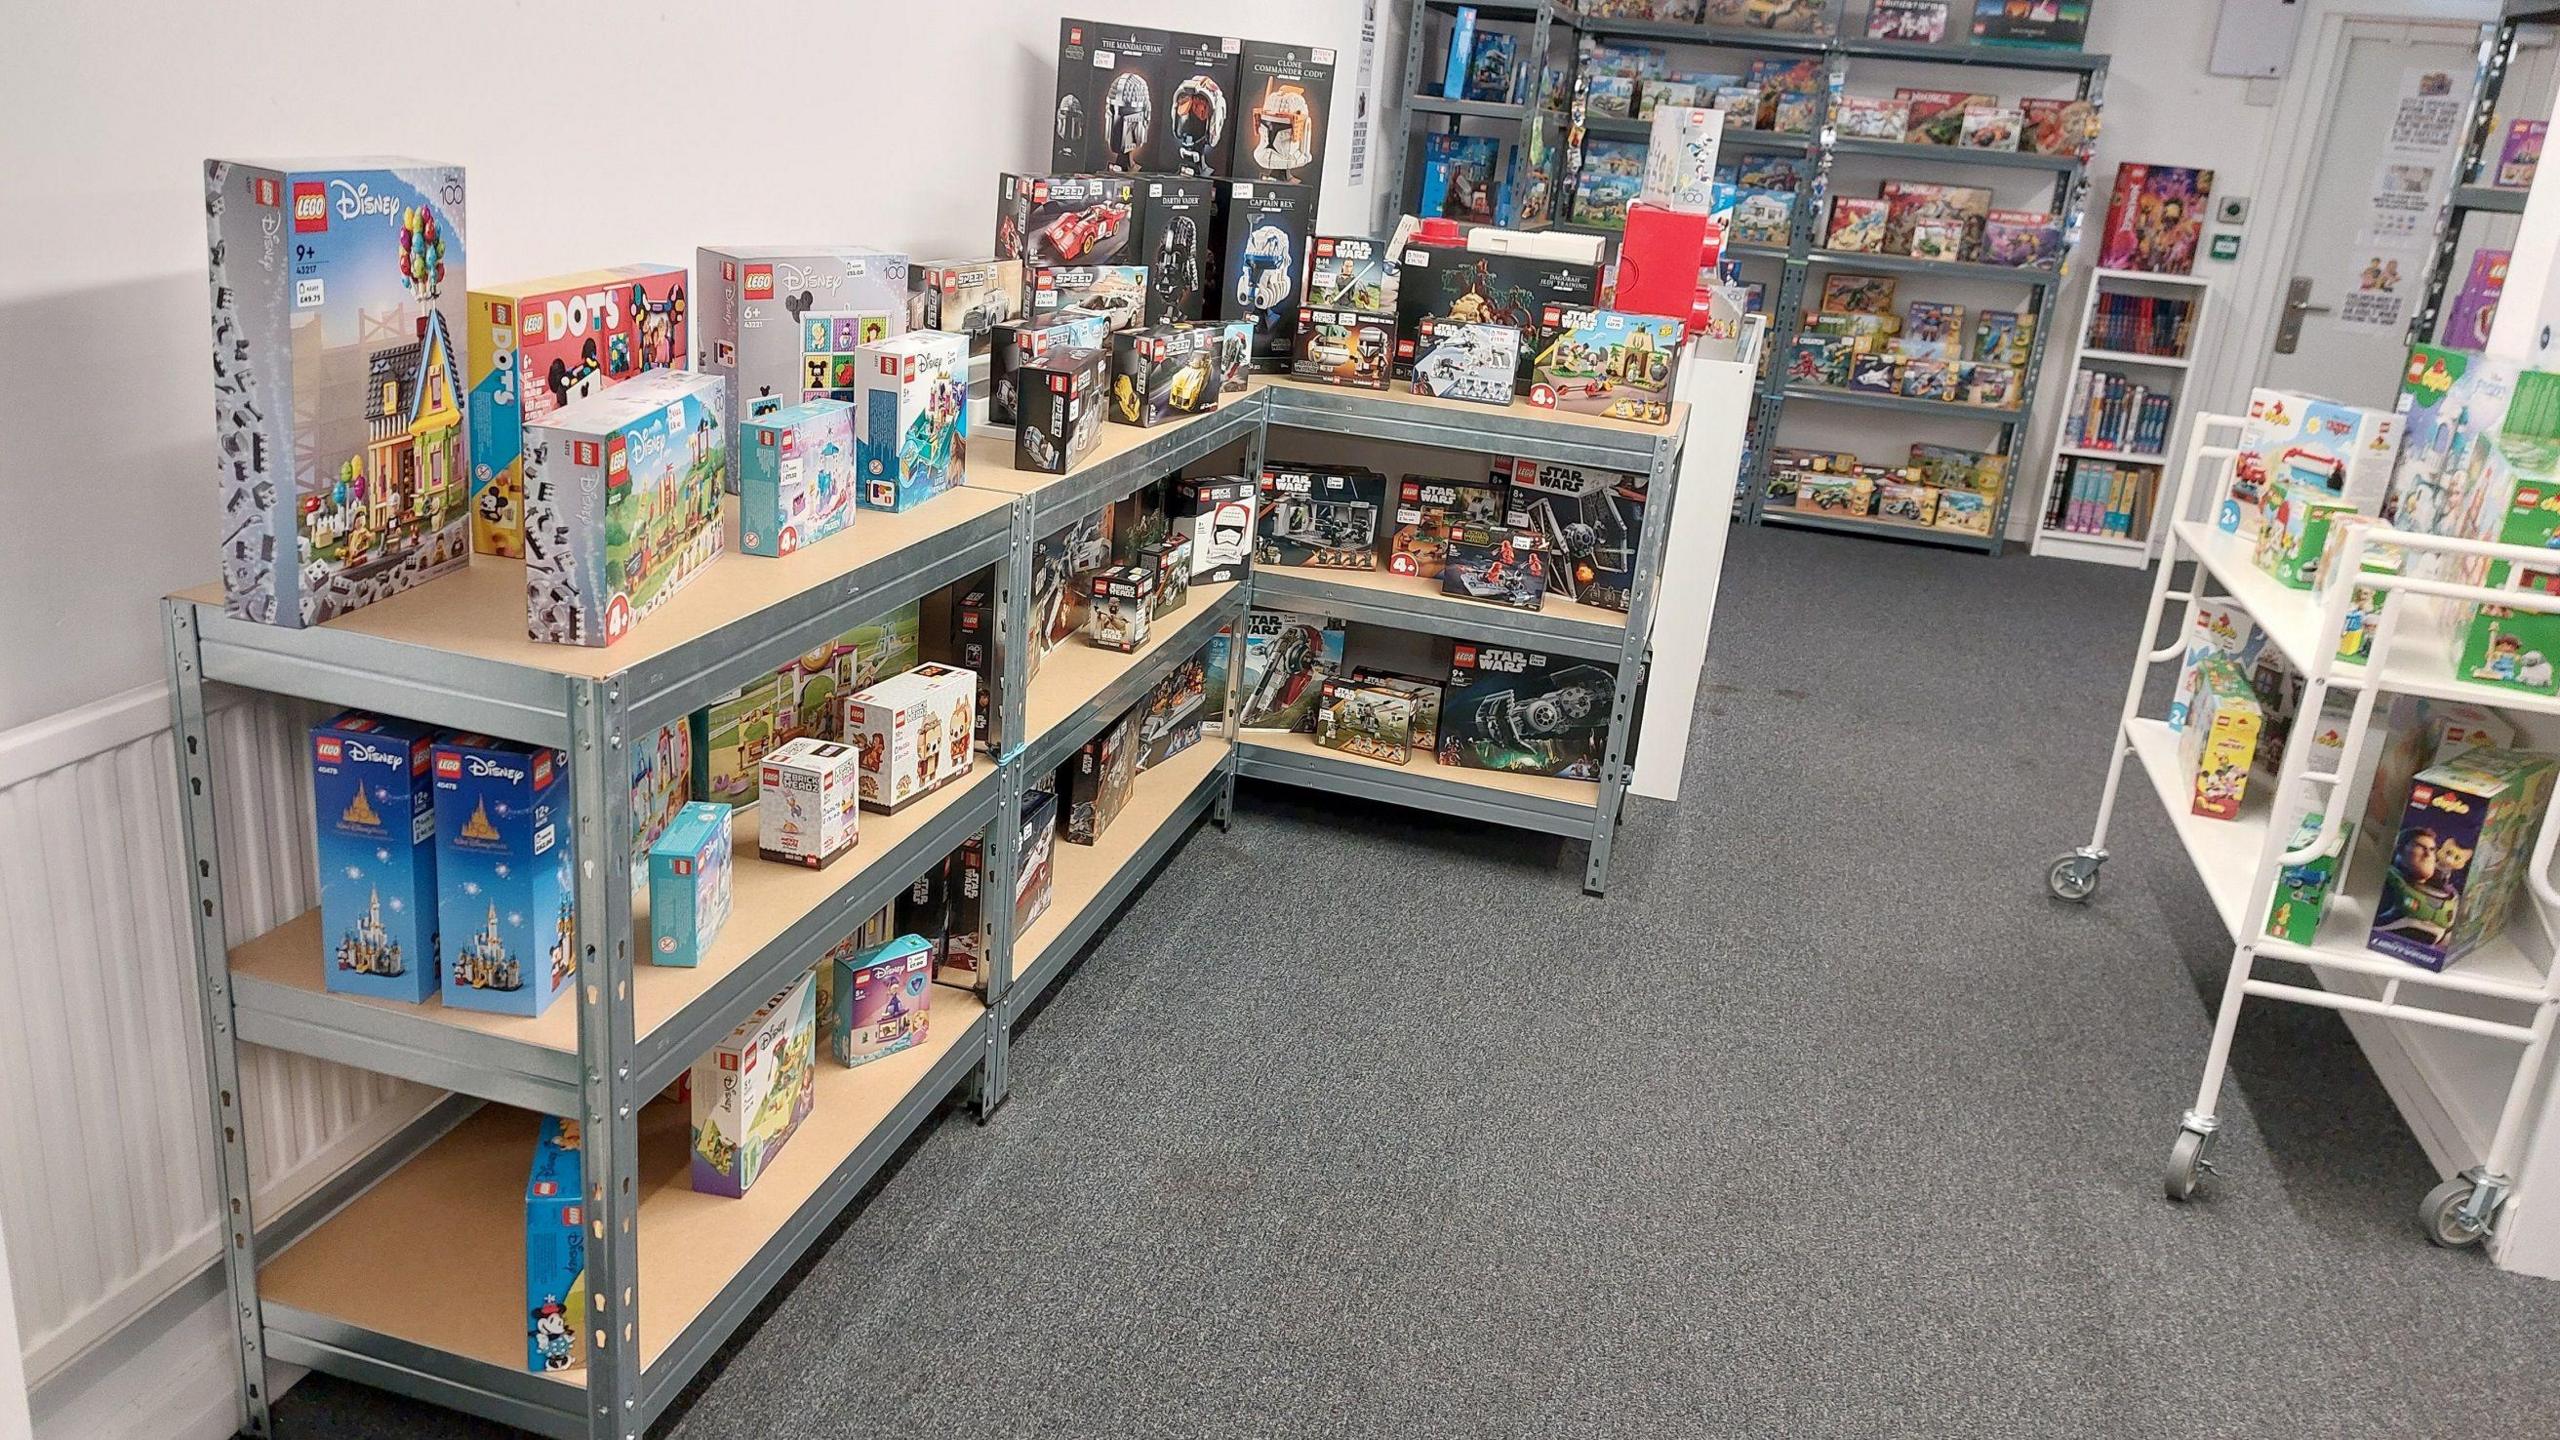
[1441, 645, 1610, 778]
[1089, 566, 1160, 651]
[1143, 534, 1194, 617]
[1164, 31, 1244, 177]
[1352, 669, 1444, 753]
[1064, 710, 1139, 844]
[1258, 465, 1389, 569]
[467, 263, 688, 558]
[1135, 653, 1209, 771]
[854, 329, 969, 512]
[524, 1116, 586, 1374]
[1239, 38, 1336, 188]
[2449, 377, 2560, 695]
[2252, 478, 2359, 591]
[841, 662, 977, 813]
[522, 369, 727, 647]
[1053, 21, 1173, 173]
[998, 173, 1139, 268]
[739, 398, 856, 557]
[1015, 344, 1110, 475]
[1172, 476, 1256, 583]
[1111, 324, 1219, 426]
[689, 972, 818, 1198]
[1639, 107, 1726, 213]
[1214, 318, 1255, 393]
[2372, 748, 2559, 971]
[1441, 522, 1549, 611]
[690, 604, 921, 804]
[2219, 388, 2403, 539]
[204, 157, 472, 628]
[828, 934, 933, 1067]
[944, 790, 1058, 977]
[1390, 475, 1512, 580]
[1307, 236, 1400, 313]
[1394, 243, 1601, 386]
[908, 257, 1021, 352]
[1410, 320, 1522, 405]
[1137, 176, 1218, 323]
[647, 801, 733, 969]
[991, 309, 1114, 427]
[1028, 263, 1149, 333]
[1504, 457, 1646, 611]
[1292, 308, 1395, 389]
[1217, 181, 1313, 367]
[1315, 678, 1419, 765]
[1529, 308, 1684, 424]
[312, 712, 440, 1004]
[757, 736, 861, 868]
[697, 245, 908, 477]
[2178, 653, 2262, 820]
[433, 737, 575, 1017]
[1224, 609, 1346, 731]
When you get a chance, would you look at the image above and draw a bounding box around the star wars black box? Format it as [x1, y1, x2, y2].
[1291, 307, 1395, 390]
[1163, 31, 1243, 177]
[1388, 474, 1512, 579]
[945, 787, 1057, 976]
[1136, 175, 1218, 323]
[1307, 236, 1400, 313]
[1134, 652, 1208, 772]
[952, 586, 995, 748]
[1171, 475, 1256, 583]
[990, 309, 1111, 427]
[1257, 464, 1388, 569]
[1239, 38, 1336, 191]
[1441, 643, 1612, 778]
[1393, 245, 1600, 385]
[1054, 20, 1172, 174]
[1440, 522, 1549, 612]
[1501, 456, 1646, 612]
[1014, 345, 1109, 475]
[996, 173, 1139, 268]
[1215, 181, 1312, 369]
[1062, 708, 1138, 845]
[1110, 324, 1219, 427]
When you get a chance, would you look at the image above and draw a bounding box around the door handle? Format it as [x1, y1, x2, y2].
[2276, 276, 2327, 354]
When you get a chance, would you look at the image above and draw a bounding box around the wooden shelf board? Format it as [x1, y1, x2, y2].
[1017, 737, 1229, 969]
[1022, 583, 1238, 748]
[1255, 564, 1630, 635]
[1236, 727, 1600, 804]
[1260, 375, 1692, 445]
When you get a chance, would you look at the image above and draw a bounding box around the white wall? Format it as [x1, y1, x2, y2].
[0, 0, 1396, 733]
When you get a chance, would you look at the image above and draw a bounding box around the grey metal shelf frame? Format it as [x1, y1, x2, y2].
[164, 378, 1693, 1439]
[1385, 0, 1582, 228]
[2411, 16, 2544, 346]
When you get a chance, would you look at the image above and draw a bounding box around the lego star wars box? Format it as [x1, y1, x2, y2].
[1015, 345, 1110, 475]
[1307, 236, 1400, 312]
[697, 245, 908, 479]
[1409, 319, 1521, 405]
[757, 736, 861, 867]
[1292, 308, 1395, 389]
[1394, 244, 1600, 385]
[840, 662, 977, 814]
[313, 712, 440, 1004]
[1029, 264, 1149, 333]
[828, 933, 933, 1068]
[522, 369, 727, 647]
[1216, 181, 1313, 368]
[689, 972, 817, 1198]
[1223, 609, 1346, 731]
[1173, 475, 1257, 583]
[1033, 508, 1113, 660]
[997, 173, 1139, 269]
[1390, 475, 1512, 579]
[1351, 669, 1444, 752]
[1528, 308, 1684, 424]
[1258, 465, 1388, 569]
[1111, 324, 1220, 426]
[1214, 317, 1255, 393]
[1240, 39, 1336, 189]
[1090, 566, 1160, 651]
[991, 309, 1113, 427]
[1137, 176, 1218, 323]
[1054, 20, 1173, 174]
[1315, 678, 1419, 765]
[647, 802, 732, 969]
[854, 329, 969, 511]
[1135, 653, 1209, 770]
[1063, 709, 1139, 844]
[204, 157, 472, 628]
[2371, 748, 2558, 971]
[1144, 534, 1194, 617]
[524, 1115, 585, 1374]
[944, 789, 1058, 976]
[468, 263, 689, 558]
[1442, 523, 1549, 611]
[1440, 644, 1610, 778]
[908, 258, 1021, 353]
[433, 736, 575, 1017]
[740, 398, 856, 557]
[1503, 457, 1646, 611]
[1165, 31, 1243, 176]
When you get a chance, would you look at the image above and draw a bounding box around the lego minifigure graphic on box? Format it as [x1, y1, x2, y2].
[1144, 534, 1194, 617]
[1504, 457, 1644, 611]
[740, 399, 856, 557]
[1410, 320, 1521, 405]
[522, 369, 728, 647]
[1291, 308, 1394, 389]
[1136, 654, 1209, 770]
[1441, 523, 1548, 611]
[1089, 566, 1160, 651]
[1308, 237, 1400, 312]
[433, 737, 576, 1017]
[1064, 712, 1140, 845]
[1172, 477, 1256, 583]
[1528, 309, 1685, 424]
[313, 713, 441, 1004]
[757, 737, 861, 868]
[1390, 475, 1511, 580]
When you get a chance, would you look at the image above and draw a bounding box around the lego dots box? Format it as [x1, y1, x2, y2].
[1441, 644, 1611, 778]
[1258, 465, 1388, 569]
[757, 737, 860, 869]
[855, 330, 970, 512]
[1216, 181, 1313, 367]
[740, 398, 856, 557]
[1239, 38, 1335, 189]
[205, 158, 471, 629]
[696, 245, 908, 477]
[312, 712, 440, 1004]
[2218, 388, 2403, 539]
[522, 369, 727, 647]
[689, 971, 818, 1198]
[1053, 21, 1173, 174]
[524, 1115, 585, 1374]
[2371, 748, 2558, 972]
[647, 801, 732, 969]
[432, 736, 574, 1018]
[1173, 475, 1256, 583]
[840, 663, 977, 813]
[1529, 308, 1684, 424]
[467, 263, 688, 558]
[829, 934, 934, 1067]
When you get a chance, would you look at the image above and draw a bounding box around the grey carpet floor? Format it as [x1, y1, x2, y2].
[276, 526, 2560, 1439]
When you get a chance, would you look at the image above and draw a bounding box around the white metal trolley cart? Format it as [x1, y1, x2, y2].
[2053, 412, 2560, 1248]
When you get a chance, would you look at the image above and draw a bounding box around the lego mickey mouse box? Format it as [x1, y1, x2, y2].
[696, 246, 908, 489]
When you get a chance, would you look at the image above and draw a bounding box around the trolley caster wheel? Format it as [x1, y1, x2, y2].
[2421, 1177, 2497, 1248]
[2165, 1130, 2211, 1202]
[2048, 850, 2103, 903]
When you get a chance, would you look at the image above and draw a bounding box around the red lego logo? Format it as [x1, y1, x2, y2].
[572, 440, 601, 467]
[316, 737, 342, 764]
[291, 182, 327, 233]
[534, 752, 554, 788]
[744, 264, 775, 300]
[435, 753, 462, 780]
[491, 301, 514, 328]
[251, 176, 280, 208]
[1454, 644, 1478, 667]
[1067, 25, 1082, 42]
[719, 1051, 739, 1072]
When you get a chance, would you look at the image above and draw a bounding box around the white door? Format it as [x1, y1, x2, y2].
[2258, 20, 2502, 407]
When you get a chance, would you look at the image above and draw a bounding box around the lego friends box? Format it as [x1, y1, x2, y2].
[205, 158, 470, 628]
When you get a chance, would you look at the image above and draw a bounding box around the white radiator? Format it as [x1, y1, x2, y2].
[0, 683, 435, 1427]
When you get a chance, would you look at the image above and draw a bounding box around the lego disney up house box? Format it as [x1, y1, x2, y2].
[433, 736, 576, 1018]
[311, 712, 440, 1004]
[466, 263, 689, 558]
[696, 245, 909, 480]
[522, 369, 728, 647]
[204, 157, 471, 628]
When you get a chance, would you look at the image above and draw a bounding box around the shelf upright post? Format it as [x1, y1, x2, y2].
[1218, 407, 1271, 830]
[981, 495, 1038, 1112]
[162, 599, 273, 1439]
[1584, 428, 1684, 895]
[566, 676, 643, 1440]
[1383, 0, 1437, 224]
[2412, 21, 2515, 346]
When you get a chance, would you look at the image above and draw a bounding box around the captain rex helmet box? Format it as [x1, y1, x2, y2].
[1441, 644, 1612, 779]
[1164, 31, 1242, 177]
[1239, 39, 1336, 193]
[1054, 20, 1172, 174]
[1214, 180, 1312, 368]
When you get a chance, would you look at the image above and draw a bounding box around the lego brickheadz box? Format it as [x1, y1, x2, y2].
[205, 158, 471, 627]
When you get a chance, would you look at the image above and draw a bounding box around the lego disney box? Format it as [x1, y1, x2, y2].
[696, 245, 908, 481]
[689, 971, 818, 1198]
[433, 736, 575, 1018]
[739, 398, 857, 557]
[311, 712, 440, 1004]
[204, 157, 472, 628]
[466, 264, 688, 558]
[855, 330, 970, 511]
[522, 369, 728, 647]
[524, 1115, 585, 1375]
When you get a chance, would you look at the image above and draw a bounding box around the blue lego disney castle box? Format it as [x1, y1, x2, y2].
[524, 1115, 586, 1374]
[311, 712, 440, 1003]
[433, 736, 575, 1017]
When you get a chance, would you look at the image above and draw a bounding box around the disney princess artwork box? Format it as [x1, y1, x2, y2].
[854, 330, 971, 512]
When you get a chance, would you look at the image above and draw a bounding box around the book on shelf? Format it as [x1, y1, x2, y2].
[2441, 249, 2510, 354]
[2063, 368, 2176, 455]
[2043, 457, 2157, 542]
[2098, 164, 2213, 276]
[2087, 292, 2194, 357]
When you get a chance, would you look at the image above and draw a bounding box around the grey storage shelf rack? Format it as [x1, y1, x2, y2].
[165, 376, 1690, 1440]
[2411, 9, 2547, 346]
[1386, 0, 1583, 229]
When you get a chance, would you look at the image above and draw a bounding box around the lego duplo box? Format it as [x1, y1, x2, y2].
[1064, 710, 1138, 844]
[2265, 813, 2353, 947]
[2218, 389, 2403, 539]
[204, 157, 472, 628]
[1503, 457, 1645, 612]
[1257, 465, 1388, 569]
[841, 663, 977, 813]
[466, 264, 689, 559]
[1639, 106, 1726, 213]
[1439, 644, 1612, 778]
[522, 369, 727, 647]
[739, 398, 856, 557]
[2252, 479, 2359, 591]
[1391, 474, 1512, 580]
[757, 737, 860, 868]
[524, 1115, 586, 1374]
[2450, 371, 2560, 696]
[433, 736, 575, 1018]
[2177, 653, 2261, 821]
[696, 245, 909, 481]
[2371, 748, 2558, 972]
[854, 330, 970, 512]
[1172, 476, 1256, 583]
[1110, 324, 1219, 426]
[312, 712, 440, 1004]
[689, 971, 818, 1198]
[829, 933, 934, 1067]
[647, 802, 732, 969]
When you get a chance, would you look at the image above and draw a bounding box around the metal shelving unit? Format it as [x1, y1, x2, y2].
[168, 378, 1695, 1437]
[2411, 8, 2548, 346]
[1386, 0, 1582, 229]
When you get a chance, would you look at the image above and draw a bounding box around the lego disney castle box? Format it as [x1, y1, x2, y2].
[205, 157, 471, 628]
[433, 736, 576, 1018]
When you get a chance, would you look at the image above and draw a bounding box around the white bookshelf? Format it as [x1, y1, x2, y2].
[2029, 268, 2215, 568]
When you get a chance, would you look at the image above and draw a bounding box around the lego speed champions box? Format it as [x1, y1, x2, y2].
[205, 157, 472, 628]
[522, 369, 727, 647]
[1441, 644, 1611, 778]
[466, 264, 689, 557]
[312, 712, 440, 1003]
[433, 737, 575, 1017]
[697, 246, 909, 483]
[524, 1116, 585, 1374]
